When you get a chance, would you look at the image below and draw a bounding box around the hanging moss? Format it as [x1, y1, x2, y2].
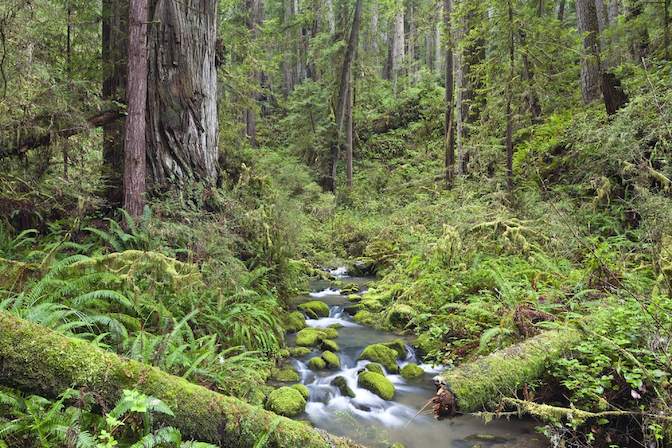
[0, 312, 363, 447]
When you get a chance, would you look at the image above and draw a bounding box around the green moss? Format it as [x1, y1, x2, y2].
[358, 344, 399, 373]
[385, 303, 415, 329]
[308, 357, 326, 370]
[296, 328, 325, 347]
[271, 366, 300, 382]
[289, 347, 312, 357]
[266, 386, 307, 417]
[321, 351, 341, 369]
[382, 339, 407, 358]
[331, 376, 355, 398]
[400, 363, 424, 380]
[347, 294, 362, 302]
[321, 327, 338, 339]
[365, 363, 385, 375]
[283, 311, 307, 333]
[353, 310, 377, 326]
[291, 384, 310, 400]
[339, 283, 360, 295]
[328, 323, 344, 329]
[357, 371, 395, 400]
[298, 301, 330, 319]
[321, 338, 340, 352]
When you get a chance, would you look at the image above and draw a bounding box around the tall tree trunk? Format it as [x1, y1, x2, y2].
[664, 0, 670, 60]
[101, 0, 128, 207]
[626, 0, 649, 63]
[245, 0, 264, 147]
[505, 0, 515, 192]
[595, 0, 608, 32]
[520, 30, 541, 123]
[282, 0, 295, 95]
[369, 1, 379, 54]
[325, 0, 335, 34]
[145, 0, 219, 188]
[408, 1, 417, 83]
[434, 20, 442, 76]
[345, 74, 353, 189]
[391, 4, 405, 93]
[444, 0, 455, 189]
[329, 0, 363, 192]
[607, 0, 620, 22]
[576, 0, 602, 103]
[557, 0, 566, 21]
[123, 0, 148, 218]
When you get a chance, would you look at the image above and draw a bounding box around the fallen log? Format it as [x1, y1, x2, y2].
[432, 329, 582, 417]
[0, 109, 124, 160]
[0, 311, 363, 448]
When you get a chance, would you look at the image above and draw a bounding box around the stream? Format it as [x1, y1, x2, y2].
[286, 271, 549, 448]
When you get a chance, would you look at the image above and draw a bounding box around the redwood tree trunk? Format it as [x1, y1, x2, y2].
[123, 0, 148, 218]
[444, 0, 455, 189]
[145, 0, 219, 188]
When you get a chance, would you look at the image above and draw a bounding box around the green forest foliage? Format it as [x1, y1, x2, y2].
[1, 0, 672, 446]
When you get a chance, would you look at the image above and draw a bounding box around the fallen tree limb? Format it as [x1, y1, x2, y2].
[432, 329, 582, 417]
[0, 109, 124, 160]
[0, 312, 363, 447]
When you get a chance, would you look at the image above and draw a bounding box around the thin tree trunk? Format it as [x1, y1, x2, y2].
[326, 0, 335, 34]
[391, 5, 405, 93]
[245, 0, 264, 147]
[520, 31, 541, 123]
[505, 0, 515, 192]
[435, 19, 442, 76]
[665, 0, 670, 60]
[329, 0, 363, 192]
[557, 0, 566, 21]
[576, 0, 602, 103]
[282, 0, 295, 95]
[122, 0, 148, 218]
[408, 1, 417, 83]
[145, 0, 219, 188]
[101, 0, 128, 207]
[444, 0, 455, 189]
[345, 74, 353, 189]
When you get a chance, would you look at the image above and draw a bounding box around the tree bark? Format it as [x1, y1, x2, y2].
[444, 0, 455, 189]
[576, 0, 602, 103]
[123, 0, 148, 219]
[557, 0, 566, 21]
[245, 0, 264, 147]
[345, 76, 353, 189]
[433, 330, 581, 416]
[0, 312, 364, 448]
[145, 0, 219, 188]
[664, 0, 670, 60]
[391, 4, 405, 93]
[102, 0, 128, 207]
[607, 0, 620, 22]
[505, 0, 514, 192]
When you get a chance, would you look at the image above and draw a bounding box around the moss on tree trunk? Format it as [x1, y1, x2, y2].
[433, 329, 581, 417]
[0, 312, 362, 448]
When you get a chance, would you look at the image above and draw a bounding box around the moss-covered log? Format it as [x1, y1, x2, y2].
[0, 312, 363, 448]
[432, 329, 581, 417]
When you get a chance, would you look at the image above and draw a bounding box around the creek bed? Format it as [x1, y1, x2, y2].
[285, 273, 548, 448]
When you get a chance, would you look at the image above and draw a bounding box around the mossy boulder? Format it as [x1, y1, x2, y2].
[321, 351, 341, 369]
[298, 301, 330, 319]
[347, 294, 362, 302]
[331, 376, 355, 398]
[295, 327, 338, 347]
[328, 323, 344, 329]
[348, 258, 375, 276]
[321, 338, 340, 352]
[400, 363, 424, 380]
[282, 311, 307, 333]
[320, 327, 338, 339]
[340, 283, 360, 295]
[382, 339, 407, 359]
[289, 346, 312, 357]
[385, 303, 415, 328]
[290, 383, 310, 400]
[265, 386, 306, 417]
[365, 362, 385, 375]
[353, 310, 377, 326]
[358, 371, 395, 400]
[271, 366, 300, 382]
[308, 356, 326, 370]
[358, 343, 399, 373]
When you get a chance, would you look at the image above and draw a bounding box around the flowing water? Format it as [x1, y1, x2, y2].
[286, 271, 549, 448]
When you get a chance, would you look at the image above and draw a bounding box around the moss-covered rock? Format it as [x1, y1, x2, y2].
[357, 371, 395, 400]
[298, 301, 330, 319]
[382, 339, 407, 359]
[321, 338, 340, 352]
[365, 362, 385, 375]
[328, 323, 344, 329]
[321, 327, 338, 339]
[347, 294, 362, 302]
[295, 328, 324, 347]
[291, 384, 310, 400]
[308, 356, 326, 370]
[331, 376, 355, 398]
[348, 258, 375, 276]
[385, 303, 415, 328]
[358, 344, 399, 373]
[265, 386, 307, 417]
[321, 351, 341, 369]
[271, 366, 300, 382]
[283, 311, 307, 333]
[400, 363, 424, 380]
[353, 310, 377, 326]
[289, 346, 312, 357]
